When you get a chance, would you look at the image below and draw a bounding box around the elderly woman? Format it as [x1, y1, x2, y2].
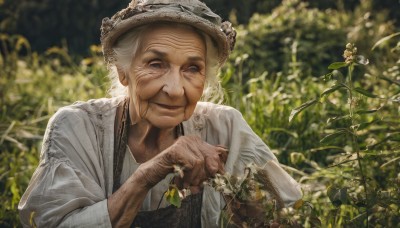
[19, 0, 302, 227]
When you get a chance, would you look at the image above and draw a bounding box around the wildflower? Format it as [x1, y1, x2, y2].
[173, 164, 184, 178]
[343, 43, 358, 64]
[343, 43, 369, 65]
[212, 174, 233, 195]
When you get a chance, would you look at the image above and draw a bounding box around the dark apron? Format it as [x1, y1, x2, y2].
[131, 193, 202, 228]
[112, 97, 202, 228]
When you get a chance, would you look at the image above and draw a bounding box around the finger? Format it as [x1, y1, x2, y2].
[217, 147, 229, 164]
[218, 148, 228, 174]
[203, 146, 227, 176]
[184, 160, 203, 187]
[218, 161, 225, 174]
[216, 144, 228, 150]
[186, 143, 208, 186]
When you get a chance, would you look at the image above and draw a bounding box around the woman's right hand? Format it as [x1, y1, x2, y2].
[109, 136, 227, 227]
[136, 135, 228, 191]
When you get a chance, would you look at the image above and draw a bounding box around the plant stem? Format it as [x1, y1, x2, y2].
[347, 63, 369, 227]
[348, 64, 354, 118]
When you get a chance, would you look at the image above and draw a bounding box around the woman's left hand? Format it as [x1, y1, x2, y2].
[136, 136, 228, 192]
[169, 136, 229, 192]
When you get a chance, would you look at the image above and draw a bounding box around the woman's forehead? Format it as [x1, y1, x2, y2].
[138, 24, 206, 55]
[142, 23, 205, 41]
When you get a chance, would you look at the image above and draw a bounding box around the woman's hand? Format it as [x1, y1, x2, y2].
[108, 136, 227, 227]
[136, 135, 228, 191]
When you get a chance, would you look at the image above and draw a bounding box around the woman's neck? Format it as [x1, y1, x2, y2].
[128, 120, 176, 163]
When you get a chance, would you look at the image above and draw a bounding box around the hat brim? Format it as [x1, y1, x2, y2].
[101, 10, 229, 66]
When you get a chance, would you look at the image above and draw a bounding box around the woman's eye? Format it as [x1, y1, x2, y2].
[149, 61, 163, 69]
[187, 65, 200, 73]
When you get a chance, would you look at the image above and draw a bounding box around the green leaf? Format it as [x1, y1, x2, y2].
[380, 76, 400, 87]
[221, 68, 233, 85]
[310, 146, 346, 153]
[165, 185, 182, 208]
[15, 36, 31, 52]
[0, 121, 16, 144]
[328, 62, 348, 70]
[322, 72, 333, 81]
[321, 84, 345, 97]
[371, 32, 400, 50]
[327, 115, 350, 124]
[354, 119, 379, 131]
[356, 109, 379, 114]
[289, 98, 319, 122]
[327, 186, 348, 207]
[290, 152, 306, 165]
[10, 180, 20, 207]
[354, 87, 378, 98]
[269, 128, 298, 138]
[320, 130, 347, 143]
[380, 156, 400, 168]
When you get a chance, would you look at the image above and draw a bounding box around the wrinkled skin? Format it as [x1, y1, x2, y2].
[120, 24, 206, 128]
[137, 136, 228, 191]
[107, 24, 228, 227]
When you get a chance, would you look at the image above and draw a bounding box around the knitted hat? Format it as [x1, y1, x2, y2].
[100, 0, 236, 66]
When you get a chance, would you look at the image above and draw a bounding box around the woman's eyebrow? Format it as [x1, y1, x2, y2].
[144, 49, 205, 62]
[188, 56, 205, 63]
[144, 49, 167, 58]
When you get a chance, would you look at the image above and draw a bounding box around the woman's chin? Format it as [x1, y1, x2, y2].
[147, 116, 184, 129]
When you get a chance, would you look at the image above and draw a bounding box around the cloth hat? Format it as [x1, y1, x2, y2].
[100, 0, 236, 66]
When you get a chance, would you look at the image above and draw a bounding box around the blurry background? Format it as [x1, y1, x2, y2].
[1, 0, 399, 54]
[1, 0, 399, 227]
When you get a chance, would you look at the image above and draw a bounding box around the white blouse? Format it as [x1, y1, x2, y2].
[18, 96, 302, 227]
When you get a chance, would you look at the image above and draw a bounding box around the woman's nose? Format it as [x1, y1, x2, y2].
[162, 69, 184, 97]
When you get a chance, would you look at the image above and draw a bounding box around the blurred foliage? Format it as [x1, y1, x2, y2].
[226, 0, 396, 79]
[1, 0, 400, 227]
[0, 0, 129, 54]
[0, 0, 398, 54]
[0, 34, 108, 226]
[219, 1, 400, 226]
[221, 37, 400, 226]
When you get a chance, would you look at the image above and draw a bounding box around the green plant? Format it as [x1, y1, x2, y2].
[290, 40, 400, 227]
[0, 35, 108, 227]
[227, 0, 349, 80]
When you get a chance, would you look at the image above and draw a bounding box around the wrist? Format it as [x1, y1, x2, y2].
[134, 152, 174, 189]
[129, 166, 154, 191]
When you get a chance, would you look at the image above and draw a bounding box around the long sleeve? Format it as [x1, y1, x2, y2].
[203, 104, 302, 206]
[184, 102, 302, 228]
[19, 105, 113, 227]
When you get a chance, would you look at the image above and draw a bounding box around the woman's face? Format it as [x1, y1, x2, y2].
[124, 25, 206, 129]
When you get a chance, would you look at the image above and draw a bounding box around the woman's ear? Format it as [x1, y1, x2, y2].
[117, 67, 129, 86]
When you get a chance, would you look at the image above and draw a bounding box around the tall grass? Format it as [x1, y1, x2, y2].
[0, 34, 108, 227]
[222, 34, 400, 226]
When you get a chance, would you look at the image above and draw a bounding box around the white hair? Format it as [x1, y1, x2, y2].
[107, 23, 224, 103]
